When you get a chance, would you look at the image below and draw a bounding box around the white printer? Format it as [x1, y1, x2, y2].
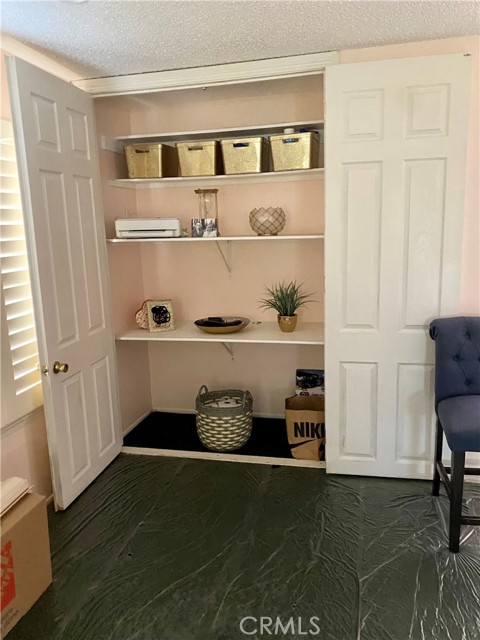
[115, 218, 181, 239]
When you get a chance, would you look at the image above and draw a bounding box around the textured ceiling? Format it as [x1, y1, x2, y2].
[1, 0, 479, 79]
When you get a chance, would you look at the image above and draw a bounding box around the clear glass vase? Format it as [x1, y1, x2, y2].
[195, 188, 218, 219]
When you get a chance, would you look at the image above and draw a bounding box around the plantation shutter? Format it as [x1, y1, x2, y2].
[0, 119, 42, 425]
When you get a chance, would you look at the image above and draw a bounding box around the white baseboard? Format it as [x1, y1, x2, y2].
[121, 445, 325, 469]
[123, 410, 152, 436]
[151, 407, 194, 415]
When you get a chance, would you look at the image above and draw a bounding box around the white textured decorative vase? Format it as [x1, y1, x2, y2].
[249, 207, 285, 236]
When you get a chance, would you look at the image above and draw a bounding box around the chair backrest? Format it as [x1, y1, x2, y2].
[429, 316, 480, 408]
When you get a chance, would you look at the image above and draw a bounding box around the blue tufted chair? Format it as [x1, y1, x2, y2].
[429, 316, 480, 552]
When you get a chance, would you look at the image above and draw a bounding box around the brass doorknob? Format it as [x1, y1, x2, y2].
[52, 361, 69, 374]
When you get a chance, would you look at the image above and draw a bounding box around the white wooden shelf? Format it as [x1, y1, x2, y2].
[109, 167, 324, 189]
[107, 234, 324, 244]
[117, 321, 324, 346]
[104, 120, 324, 188]
[109, 120, 324, 145]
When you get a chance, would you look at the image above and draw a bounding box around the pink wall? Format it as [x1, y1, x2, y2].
[1, 410, 52, 496]
[142, 233, 324, 416]
[128, 75, 324, 134]
[136, 179, 324, 238]
[341, 35, 480, 313]
[149, 343, 323, 417]
[94, 99, 153, 431]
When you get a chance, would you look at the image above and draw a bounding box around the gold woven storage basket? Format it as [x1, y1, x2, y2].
[220, 137, 268, 174]
[176, 140, 221, 176]
[269, 131, 321, 171]
[124, 143, 177, 178]
[196, 385, 253, 452]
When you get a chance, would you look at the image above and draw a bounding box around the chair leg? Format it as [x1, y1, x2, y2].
[432, 419, 443, 496]
[449, 451, 465, 553]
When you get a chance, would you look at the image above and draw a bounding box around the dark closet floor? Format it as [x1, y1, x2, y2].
[8, 454, 480, 640]
[123, 411, 295, 459]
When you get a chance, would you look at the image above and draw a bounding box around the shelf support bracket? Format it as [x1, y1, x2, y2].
[221, 342, 234, 359]
[214, 240, 232, 274]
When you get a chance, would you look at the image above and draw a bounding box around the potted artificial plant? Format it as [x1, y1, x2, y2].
[259, 281, 315, 332]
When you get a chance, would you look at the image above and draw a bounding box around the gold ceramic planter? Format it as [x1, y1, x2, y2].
[277, 315, 297, 332]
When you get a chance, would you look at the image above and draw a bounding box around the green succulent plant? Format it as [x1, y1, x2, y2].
[259, 281, 316, 317]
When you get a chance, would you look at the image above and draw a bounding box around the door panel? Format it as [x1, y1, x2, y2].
[64, 373, 91, 480]
[74, 175, 106, 332]
[340, 362, 378, 459]
[92, 356, 117, 455]
[326, 54, 471, 479]
[39, 170, 80, 345]
[402, 159, 446, 327]
[405, 84, 450, 137]
[394, 364, 434, 462]
[67, 107, 90, 157]
[32, 93, 59, 150]
[344, 90, 384, 140]
[342, 162, 382, 329]
[7, 56, 122, 508]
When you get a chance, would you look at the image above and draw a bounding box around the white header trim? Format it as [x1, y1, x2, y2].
[73, 51, 339, 96]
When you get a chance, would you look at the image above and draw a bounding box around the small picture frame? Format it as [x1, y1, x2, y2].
[191, 218, 205, 237]
[147, 300, 174, 332]
[191, 218, 218, 238]
[203, 218, 218, 237]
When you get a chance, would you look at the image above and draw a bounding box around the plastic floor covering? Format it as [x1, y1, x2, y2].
[8, 454, 480, 640]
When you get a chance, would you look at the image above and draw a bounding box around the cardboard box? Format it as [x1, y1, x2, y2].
[285, 395, 326, 460]
[1, 493, 52, 638]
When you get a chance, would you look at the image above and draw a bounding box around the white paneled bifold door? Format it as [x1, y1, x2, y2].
[325, 54, 471, 479]
[7, 57, 122, 508]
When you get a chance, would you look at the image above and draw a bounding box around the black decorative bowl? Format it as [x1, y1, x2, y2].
[194, 317, 250, 334]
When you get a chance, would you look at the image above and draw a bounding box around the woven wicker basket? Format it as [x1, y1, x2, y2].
[196, 385, 253, 452]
